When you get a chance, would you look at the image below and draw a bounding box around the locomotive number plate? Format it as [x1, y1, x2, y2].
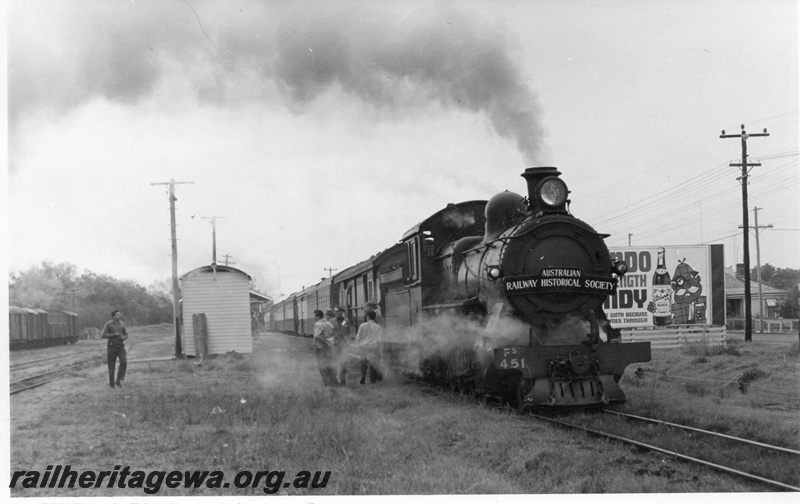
[498, 357, 526, 370]
[503, 268, 616, 296]
[497, 348, 527, 371]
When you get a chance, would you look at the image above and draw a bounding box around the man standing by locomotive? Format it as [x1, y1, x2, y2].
[355, 308, 383, 385]
[329, 306, 351, 386]
[313, 309, 336, 386]
[101, 310, 128, 388]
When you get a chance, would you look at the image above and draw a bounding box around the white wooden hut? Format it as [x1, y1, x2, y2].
[181, 264, 253, 355]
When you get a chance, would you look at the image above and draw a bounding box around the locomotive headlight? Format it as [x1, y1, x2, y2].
[486, 265, 503, 280]
[538, 177, 568, 207]
[612, 260, 628, 276]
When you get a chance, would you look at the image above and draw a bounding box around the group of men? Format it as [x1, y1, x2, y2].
[312, 305, 383, 386]
[101, 305, 386, 390]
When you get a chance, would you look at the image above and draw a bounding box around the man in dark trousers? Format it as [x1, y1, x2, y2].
[312, 309, 335, 386]
[101, 310, 129, 388]
[329, 306, 350, 386]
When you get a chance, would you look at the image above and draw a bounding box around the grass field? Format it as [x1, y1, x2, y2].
[8, 326, 799, 497]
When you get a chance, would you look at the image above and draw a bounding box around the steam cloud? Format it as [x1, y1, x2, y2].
[384, 309, 605, 378]
[9, 0, 545, 163]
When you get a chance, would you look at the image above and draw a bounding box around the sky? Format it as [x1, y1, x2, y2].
[5, 0, 799, 302]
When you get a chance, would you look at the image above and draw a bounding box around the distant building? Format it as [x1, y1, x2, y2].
[724, 266, 786, 321]
[181, 264, 253, 355]
[249, 290, 273, 331]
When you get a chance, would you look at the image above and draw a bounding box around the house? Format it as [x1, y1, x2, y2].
[249, 290, 273, 332]
[724, 266, 791, 332]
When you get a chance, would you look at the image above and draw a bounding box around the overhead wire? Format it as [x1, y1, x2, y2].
[601, 145, 798, 244]
[596, 111, 797, 203]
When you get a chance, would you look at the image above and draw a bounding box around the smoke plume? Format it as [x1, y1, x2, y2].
[9, 0, 545, 163]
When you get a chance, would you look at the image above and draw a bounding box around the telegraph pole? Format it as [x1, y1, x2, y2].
[324, 267, 337, 278]
[748, 207, 773, 333]
[221, 254, 235, 266]
[68, 288, 78, 312]
[151, 178, 194, 358]
[720, 124, 769, 342]
[200, 215, 225, 264]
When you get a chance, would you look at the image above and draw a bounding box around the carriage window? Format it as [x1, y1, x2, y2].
[423, 230, 435, 257]
[406, 237, 420, 282]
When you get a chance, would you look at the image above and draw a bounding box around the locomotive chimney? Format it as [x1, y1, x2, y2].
[522, 167, 561, 201]
[521, 166, 567, 215]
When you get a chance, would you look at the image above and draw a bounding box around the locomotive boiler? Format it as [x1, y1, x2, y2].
[385, 166, 651, 408]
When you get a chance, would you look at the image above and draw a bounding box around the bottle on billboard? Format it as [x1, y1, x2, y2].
[652, 247, 672, 326]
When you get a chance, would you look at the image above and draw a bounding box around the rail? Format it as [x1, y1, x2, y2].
[407, 375, 800, 491]
[528, 411, 800, 492]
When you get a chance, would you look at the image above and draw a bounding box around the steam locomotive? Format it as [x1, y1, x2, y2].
[272, 167, 651, 408]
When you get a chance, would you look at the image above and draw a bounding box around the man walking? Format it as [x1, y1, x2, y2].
[101, 310, 128, 388]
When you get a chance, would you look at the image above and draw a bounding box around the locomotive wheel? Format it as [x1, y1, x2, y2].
[446, 370, 457, 392]
[449, 378, 458, 392]
[515, 378, 533, 412]
[516, 380, 527, 412]
[470, 382, 482, 400]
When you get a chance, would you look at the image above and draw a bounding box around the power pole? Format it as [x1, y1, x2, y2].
[221, 254, 235, 266]
[628, 233, 633, 246]
[324, 267, 337, 278]
[151, 178, 194, 358]
[200, 215, 225, 264]
[720, 124, 769, 342]
[744, 207, 773, 333]
[68, 288, 78, 312]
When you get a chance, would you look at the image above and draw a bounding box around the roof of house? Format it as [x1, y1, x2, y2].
[724, 267, 786, 298]
[249, 291, 272, 303]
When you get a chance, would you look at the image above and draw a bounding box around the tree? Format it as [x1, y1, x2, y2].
[770, 268, 800, 291]
[751, 264, 800, 291]
[751, 263, 776, 285]
[9, 265, 63, 308]
[9, 262, 174, 330]
[778, 288, 799, 319]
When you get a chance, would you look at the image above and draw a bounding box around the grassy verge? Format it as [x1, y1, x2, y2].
[621, 339, 800, 442]
[10, 329, 793, 496]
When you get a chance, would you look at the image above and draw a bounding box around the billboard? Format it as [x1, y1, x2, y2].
[605, 244, 725, 328]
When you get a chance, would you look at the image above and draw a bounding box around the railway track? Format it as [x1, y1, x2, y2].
[10, 343, 153, 395]
[601, 409, 800, 457]
[408, 377, 800, 492]
[529, 409, 800, 492]
[10, 349, 98, 373]
[10, 363, 86, 395]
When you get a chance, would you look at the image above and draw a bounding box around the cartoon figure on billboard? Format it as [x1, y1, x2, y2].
[647, 257, 705, 325]
[670, 260, 705, 324]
